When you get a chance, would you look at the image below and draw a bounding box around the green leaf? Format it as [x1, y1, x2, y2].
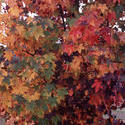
[2, 76, 10, 85]
[42, 104, 48, 111]
[49, 37, 58, 41]
[44, 84, 55, 93]
[0, 85, 6, 92]
[113, 33, 120, 41]
[36, 108, 43, 117]
[44, 31, 50, 36]
[43, 53, 56, 62]
[24, 31, 31, 40]
[29, 24, 45, 40]
[114, 4, 123, 19]
[48, 97, 57, 107]
[52, 43, 60, 51]
[88, 56, 95, 64]
[67, 17, 77, 27]
[52, 115, 61, 125]
[44, 70, 54, 80]
[13, 95, 26, 104]
[26, 101, 36, 113]
[57, 88, 68, 99]
[13, 58, 27, 72]
[32, 115, 37, 122]
[13, 104, 23, 115]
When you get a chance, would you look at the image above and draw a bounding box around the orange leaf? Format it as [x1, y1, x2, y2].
[98, 4, 108, 13]
[1, 69, 8, 77]
[70, 56, 82, 75]
[9, 6, 21, 17]
[76, 84, 81, 91]
[4, 50, 13, 61]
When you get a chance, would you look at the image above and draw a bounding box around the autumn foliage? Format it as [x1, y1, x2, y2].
[0, 0, 125, 124]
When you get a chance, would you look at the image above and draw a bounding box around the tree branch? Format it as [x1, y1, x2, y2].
[58, 4, 66, 31]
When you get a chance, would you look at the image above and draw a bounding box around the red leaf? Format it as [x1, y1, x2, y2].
[92, 79, 103, 93]
[69, 26, 85, 43]
[63, 44, 74, 56]
[68, 89, 73, 96]
[107, 12, 116, 22]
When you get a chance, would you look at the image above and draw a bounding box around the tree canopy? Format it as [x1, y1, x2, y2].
[0, 0, 125, 124]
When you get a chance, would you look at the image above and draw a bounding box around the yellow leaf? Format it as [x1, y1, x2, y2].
[28, 71, 37, 81]
[12, 82, 29, 95]
[25, 92, 40, 102]
[20, 69, 37, 82]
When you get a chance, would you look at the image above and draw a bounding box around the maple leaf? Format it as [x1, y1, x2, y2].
[97, 63, 123, 77]
[25, 91, 40, 102]
[4, 50, 13, 61]
[70, 56, 82, 76]
[69, 26, 85, 43]
[107, 11, 116, 22]
[63, 44, 74, 56]
[82, 26, 99, 45]
[74, 44, 84, 54]
[98, 4, 108, 13]
[68, 88, 73, 96]
[9, 6, 21, 17]
[11, 81, 29, 96]
[92, 79, 103, 93]
[0, 92, 12, 108]
[0, 0, 124, 124]
[30, 24, 45, 40]
[28, 70, 37, 82]
[6, 35, 16, 47]
[16, 25, 26, 36]
[89, 94, 103, 107]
